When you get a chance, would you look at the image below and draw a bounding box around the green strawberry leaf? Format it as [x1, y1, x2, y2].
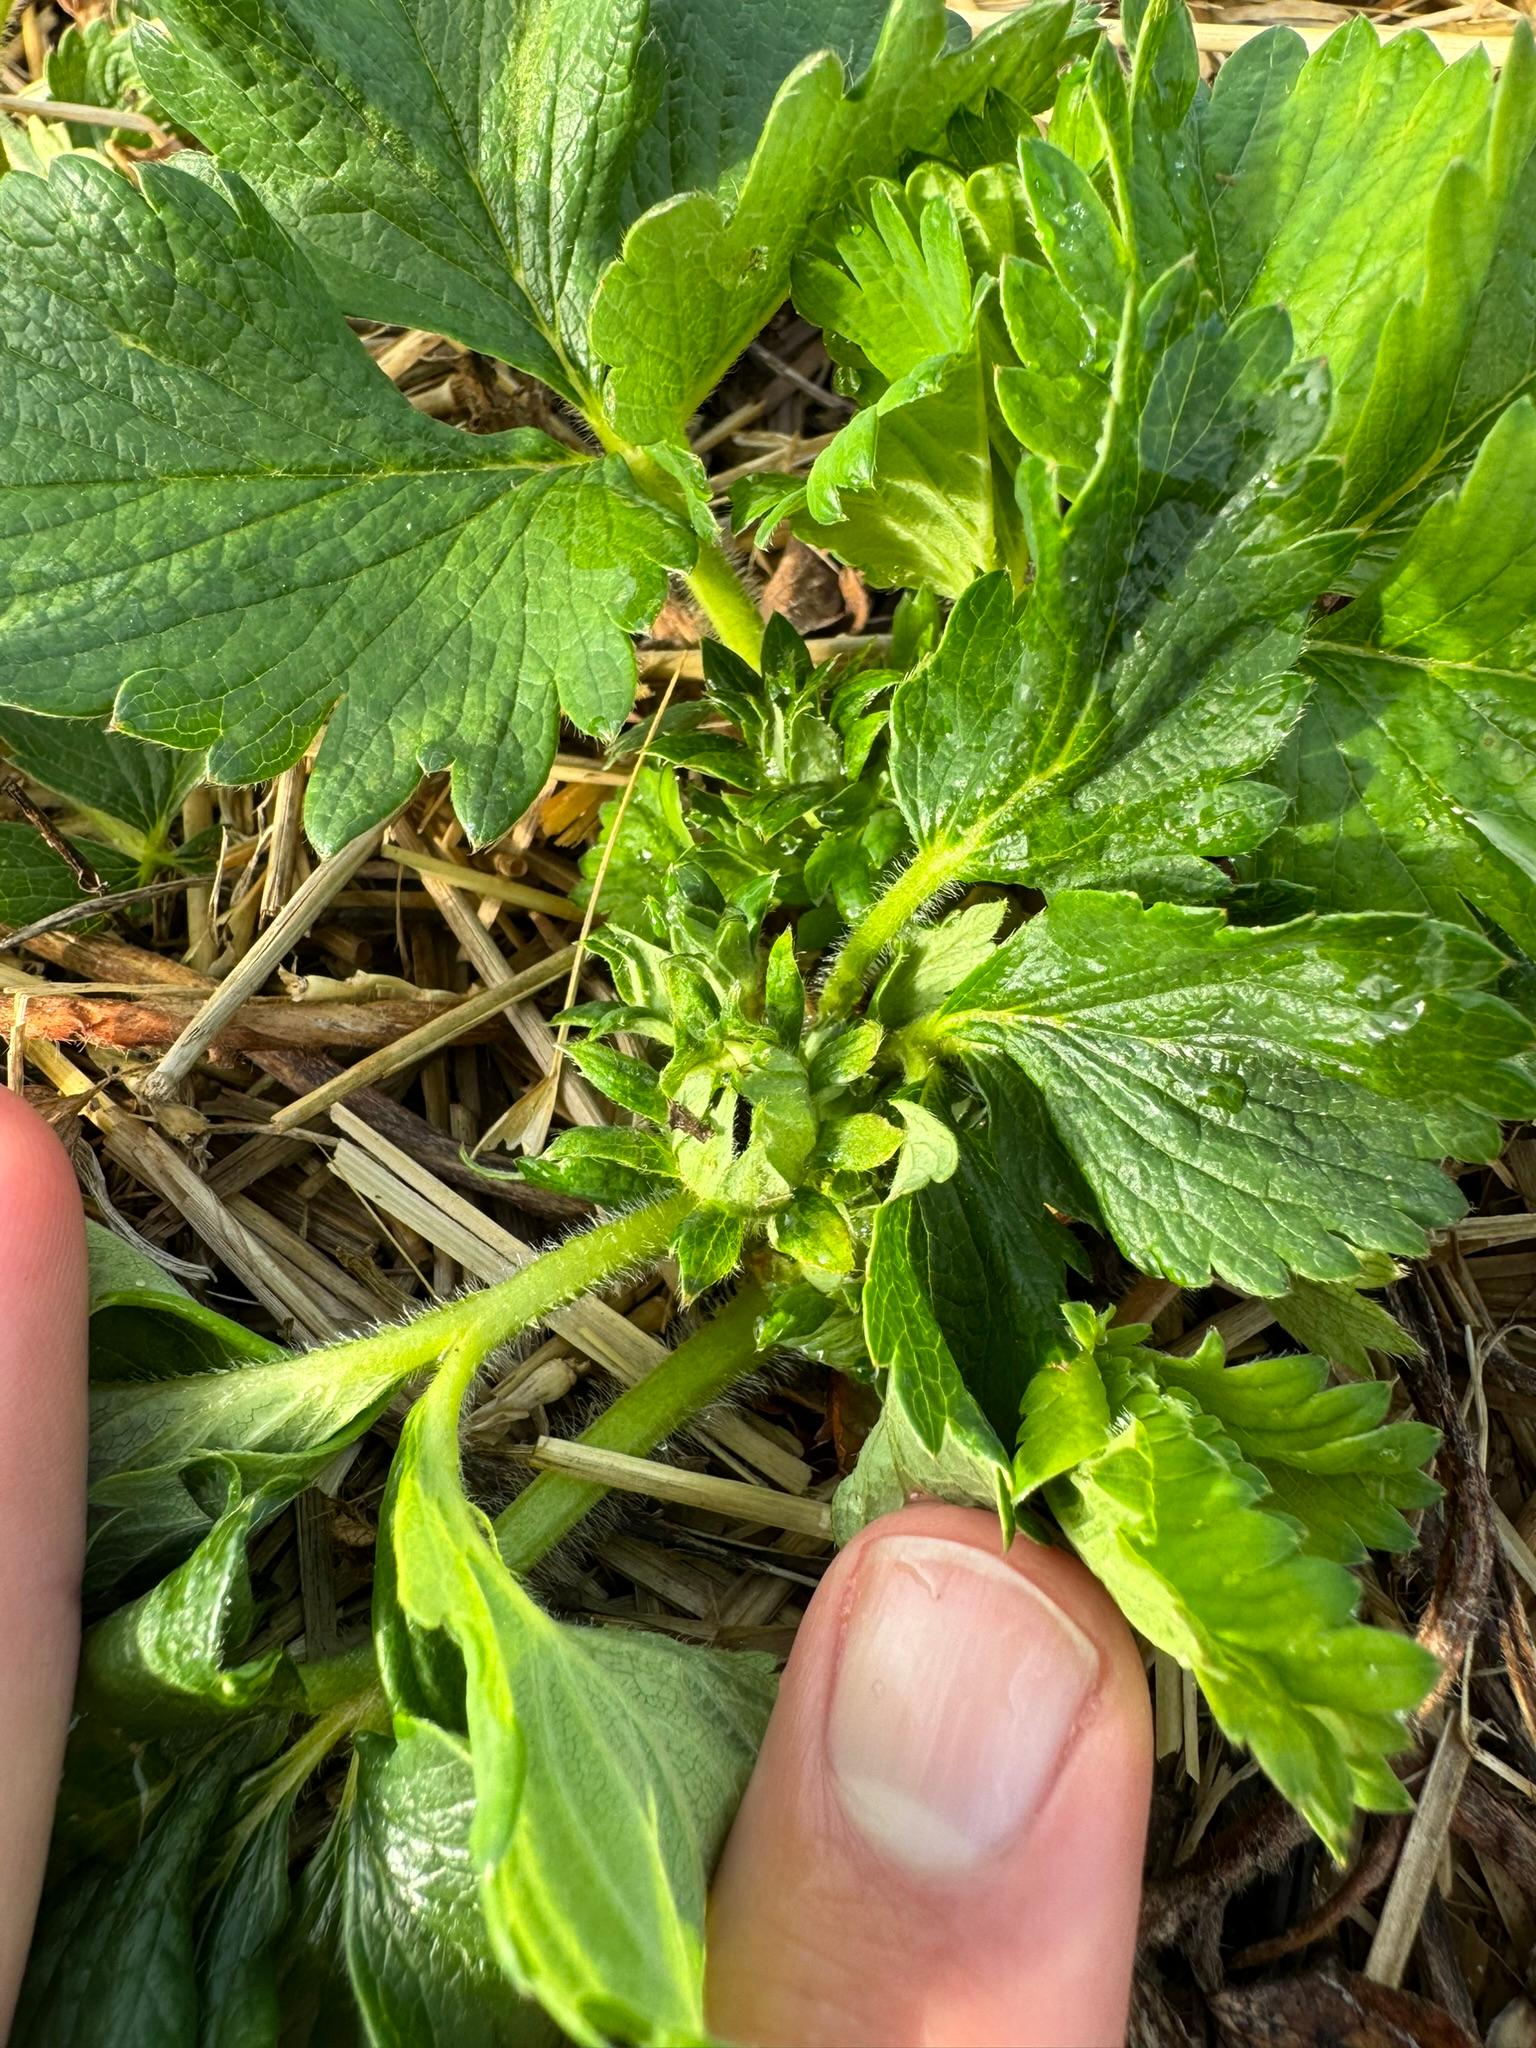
[932, 890, 1534, 1295]
[348, 1724, 556, 2047]
[911, 1056, 1089, 1439]
[836, 1195, 1014, 1541]
[1153, 1334, 1442, 1565]
[1043, 1319, 1437, 1857]
[887, 287, 1347, 901]
[0, 824, 137, 930]
[86, 1222, 281, 1382]
[592, 0, 1086, 442]
[1260, 401, 1536, 952]
[0, 709, 203, 867]
[1265, 1254, 1417, 1382]
[78, 1483, 298, 1729]
[0, 159, 688, 851]
[380, 1344, 774, 2047]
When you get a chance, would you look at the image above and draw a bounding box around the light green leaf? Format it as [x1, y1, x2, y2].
[768, 1190, 855, 1276]
[1013, 1306, 1113, 1496]
[381, 1347, 774, 2046]
[0, 158, 688, 852]
[935, 890, 1534, 1295]
[872, 898, 1008, 1028]
[755, 173, 1002, 594]
[1266, 1255, 1416, 1383]
[814, 1111, 903, 1174]
[593, 0, 1084, 442]
[1260, 402, 1536, 952]
[520, 1127, 680, 1209]
[87, 1327, 418, 1594]
[887, 1095, 959, 1200]
[45, 16, 167, 151]
[78, 1485, 296, 1728]
[1153, 1334, 1441, 1564]
[1193, 16, 1535, 509]
[790, 339, 998, 597]
[1047, 1331, 1436, 1855]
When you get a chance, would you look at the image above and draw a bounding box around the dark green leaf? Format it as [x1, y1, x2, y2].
[936, 890, 1534, 1295]
[0, 160, 687, 851]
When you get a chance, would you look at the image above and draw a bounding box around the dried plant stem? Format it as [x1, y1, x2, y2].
[517, 1438, 832, 1540]
[144, 820, 386, 1098]
[266, 944, 576, 1131]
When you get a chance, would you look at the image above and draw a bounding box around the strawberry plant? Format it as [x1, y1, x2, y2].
[5, 0, 1536, 2040]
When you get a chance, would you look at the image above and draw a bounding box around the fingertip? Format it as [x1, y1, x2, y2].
[0, 1080, 88, 2026]
[708, 1503, 1151, 2048]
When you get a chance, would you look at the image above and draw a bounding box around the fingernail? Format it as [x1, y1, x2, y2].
[826, 1534, 1099, 1878]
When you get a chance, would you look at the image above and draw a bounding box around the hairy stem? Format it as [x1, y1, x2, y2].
[818, 842, 968, 1022]
[595, 425, 765, 665]
[682, 528, 765, 664]
[495, 1283, 770, 1573]
[300, 1188, 694, 1393]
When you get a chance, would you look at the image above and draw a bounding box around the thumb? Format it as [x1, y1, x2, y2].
[706, 1501, 1152, 2048]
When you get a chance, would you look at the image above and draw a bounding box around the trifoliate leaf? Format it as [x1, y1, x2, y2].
[1181, 13, 1536, 515]
[1261, 402, 1536, 953]
[138, 0, 656, 403]
[934, 890, 1534, 1295]
[381, 1348, 774, 2047]
[0, 159, 688, 851]
[887, 287, 1347, 901]
[1045, 1328, 1436, 1855]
